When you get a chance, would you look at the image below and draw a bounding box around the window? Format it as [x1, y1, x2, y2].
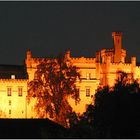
[86, 73, 91, 80]
[7, 87, 12, 96]
[86, 88, 90, 97]
[9, 110, 11, 114]
[9, 100, 11, 106]
[11, 75, 15, 79]
[18, 87, 23, 96]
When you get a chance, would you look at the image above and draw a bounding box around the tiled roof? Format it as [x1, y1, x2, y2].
[0, 64, 28, 79]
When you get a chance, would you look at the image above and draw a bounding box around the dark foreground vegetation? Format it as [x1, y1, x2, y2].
[68, 72, 140, 139]
[0, 119, 68, 138]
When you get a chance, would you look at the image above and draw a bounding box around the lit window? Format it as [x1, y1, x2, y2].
[9, 110, 11, 114]
[9, 100, 11, 106]
[18, 87, 23, 96]
[7, 87, 12, 96]
[11, 75, 15, 79]
[86, 88, 90, 97]
[86, 73, 91, 80]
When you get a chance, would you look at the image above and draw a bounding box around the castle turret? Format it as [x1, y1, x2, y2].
[96, 51, 100, 63]
[25, 50, 32, 68]
[26, 50, 32, 60]
[131, 56, 136, 67]
[105, 56, 111, 86]
[65, 50, 71, 60]
[96, 51, 100, 79]
[112, 32, 123, 63]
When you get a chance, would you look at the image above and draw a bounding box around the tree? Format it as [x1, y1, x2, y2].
[76, 71, 140, 138]
[27, 53, 81, 127]
[93, 71, 140, 138]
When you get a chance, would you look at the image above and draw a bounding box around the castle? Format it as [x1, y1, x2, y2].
[0, 31, 139, 118]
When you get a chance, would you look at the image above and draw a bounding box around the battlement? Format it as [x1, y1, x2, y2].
[111, 62, 131, 66]
[136, 66, 140, 69]
[106, 48, 114, 52]
[101, 49, 106, 53]
[32, 57, 50, 63]
[71, 57, 96, 63]
[110, 63, 120, 66]
[0, 79, 27, 83]
[112, 31, 123, 37]
[122, 48, 126, 52]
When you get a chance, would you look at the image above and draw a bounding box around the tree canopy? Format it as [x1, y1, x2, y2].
[27, 53, 81, 127]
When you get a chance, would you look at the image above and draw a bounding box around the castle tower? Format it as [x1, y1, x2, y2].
[112, 32, 123, 63]
[96, 51, 100, 79]
[26, 50, 32, 60]
[25, 50, 32, 68]
[106, 56, 111, 86]
[65, 50, 71, 60]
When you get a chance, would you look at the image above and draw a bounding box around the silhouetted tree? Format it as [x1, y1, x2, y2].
[93, 71, 140, 138]
[27, 53, 81, 127]
[76, 71, 140, 138]
[67, 105, 95, 138]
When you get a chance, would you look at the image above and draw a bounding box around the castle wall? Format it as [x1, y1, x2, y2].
[0, 79, 27, 118]
[135, 66, 140, 82]
[100, 62, 133, 87]
[25, 53, 99, 114]
[68, 79, 99, 114]
[24, 31, 140, 116]
[0, 31, 139, 120]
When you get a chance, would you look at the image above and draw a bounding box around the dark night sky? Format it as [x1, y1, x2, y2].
[1, 1, 140, 65]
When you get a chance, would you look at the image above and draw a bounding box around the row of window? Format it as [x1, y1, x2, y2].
[86, 73, 96, 80]
[8, 109, 24, 115]
[86, 88, 90, 97]
[7, 87, 23, 96]
[7, 87, 90, 97]
[77, 87, 91, 97]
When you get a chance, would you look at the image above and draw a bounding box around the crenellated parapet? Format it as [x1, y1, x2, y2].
[100, 48, 114, 63]
[110, 62, 132, 71]
[136, 66, 140, 69]
[0, 79, 27, 83]
[71, 57, 96, 63]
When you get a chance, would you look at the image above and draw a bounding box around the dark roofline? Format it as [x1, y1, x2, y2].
[0, 64, 28, 79]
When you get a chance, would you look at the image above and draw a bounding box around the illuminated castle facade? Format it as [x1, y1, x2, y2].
[0, 31, 140, 118]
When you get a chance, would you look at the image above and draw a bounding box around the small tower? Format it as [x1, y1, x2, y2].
[26, 50, 32, 60]
[112, 32, 123, 63]
[131, 56, 136, 66]
[96, 51, 100, 79]
[25, 50, 32, 68]
[65, 50, 71, 60]
[96, 51, 100, 63]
